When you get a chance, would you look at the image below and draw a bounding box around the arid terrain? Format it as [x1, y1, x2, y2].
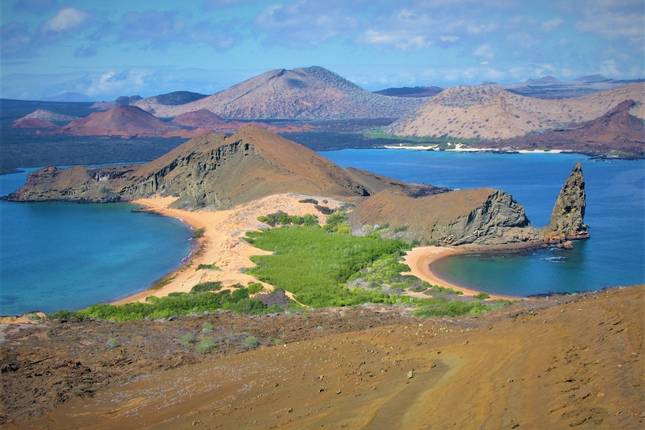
[1, 286, 642, 429]
[389, 83, 645, 139]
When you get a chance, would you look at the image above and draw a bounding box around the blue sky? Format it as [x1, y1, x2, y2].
[1, 0, 644, 100]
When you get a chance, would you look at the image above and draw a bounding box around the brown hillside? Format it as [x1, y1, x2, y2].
[389, 83, 645, 139]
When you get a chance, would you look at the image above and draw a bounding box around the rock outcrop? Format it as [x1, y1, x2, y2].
[547, 163, 589, 239]
[350, 188, 541, 246]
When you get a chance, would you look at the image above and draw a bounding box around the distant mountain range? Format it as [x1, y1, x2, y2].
[373, 86, 443, 98]
[132, 66, 424, 120]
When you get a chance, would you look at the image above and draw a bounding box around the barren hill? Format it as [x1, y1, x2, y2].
[61, 105, 187, 137]
[133, 66, 424, 120]
[170, 109, 230, 129]
[484, 100, 645, 156]
[389, 83, 645, 139]
[8, 126, 438, 208]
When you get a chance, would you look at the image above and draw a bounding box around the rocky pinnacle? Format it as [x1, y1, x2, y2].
[549, 163, 589, 239]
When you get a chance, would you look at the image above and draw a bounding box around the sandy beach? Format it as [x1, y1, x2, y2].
[404, 246, 518, 300]
[117, 194, 342, 304]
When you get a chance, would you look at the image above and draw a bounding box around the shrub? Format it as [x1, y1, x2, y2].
[196, 263, 219, 271]
[475, 292, 490, 300]
[105, 337, 120, 349]
[201, 322, 214, 333]
[192, 228, 206, 239]
[247, 282, 264, 295]
[323, 211, 350, 233]
[191, 281, 222, 293]
[258, 211, 319, 227]
[179, 332, 196, 347]
[195, 338, 217, 354]
[243, 335, 259, 348]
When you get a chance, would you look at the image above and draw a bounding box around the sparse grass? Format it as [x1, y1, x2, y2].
[196, 263, 220, 271]
[414, 299, 490, 317]
[195, 338, 217, 354]
[243, 336, 259, 348]
[201, 322, 214, 333]
[105, 337, 120, 349]
[179, 332, 196, 347]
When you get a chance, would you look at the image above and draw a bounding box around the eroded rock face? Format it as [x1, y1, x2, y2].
[548, 163, 588, 239]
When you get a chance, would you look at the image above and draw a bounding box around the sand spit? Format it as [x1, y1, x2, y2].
[118, 194, 342, 304]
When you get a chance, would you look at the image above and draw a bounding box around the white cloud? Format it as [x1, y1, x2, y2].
[439, 35, 460, 43]
[473, 43, 494, 60]
[361, 29, 429, 50]
[542, 17, 564, 31]
[42, 8, 88, 33]
[85, 69, 150, 97]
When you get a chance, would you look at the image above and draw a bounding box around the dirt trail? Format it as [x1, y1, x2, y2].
[9, 285, 642, 429]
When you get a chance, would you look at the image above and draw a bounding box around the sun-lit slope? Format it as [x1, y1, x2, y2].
[134, 66, 424, 120]
[389, 83, 645, 139]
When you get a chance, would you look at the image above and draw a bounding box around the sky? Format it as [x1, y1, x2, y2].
[1, 0, 644, 100]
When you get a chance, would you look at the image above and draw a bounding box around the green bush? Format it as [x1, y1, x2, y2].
[475, 292, 490, 300]
[179, 332, 196, 347]
[195, 338, 217, 354]
[201, 322, 214, 333]
[196, 263, 219, 271]
[247, 282, 264, 295]
[258, 211, 318, 227]
[323, 211, 350, 233]
[192, 228, 206, 239]
[105, 337, 120, 349]
[191, 281, 222, 293]
[243, 335, 259, 348]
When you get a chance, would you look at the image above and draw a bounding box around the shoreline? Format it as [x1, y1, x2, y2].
[404, 246, 520, 301]
[115, 194, 343, 304]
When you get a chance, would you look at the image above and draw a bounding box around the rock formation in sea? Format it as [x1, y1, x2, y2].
[547, 163, 589, 240]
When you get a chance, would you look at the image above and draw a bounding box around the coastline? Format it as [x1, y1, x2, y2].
[404, 246, 519, 301]
[116, 194, 343, 304]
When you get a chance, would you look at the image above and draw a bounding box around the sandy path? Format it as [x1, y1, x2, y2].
[404, 246, 517, 300]
[116, 194, 342, 304]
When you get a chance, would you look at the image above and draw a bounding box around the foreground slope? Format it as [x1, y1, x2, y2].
[134, 66, 424, 120]
[389, 83, 645, 139]
[4, 286, 642, 429]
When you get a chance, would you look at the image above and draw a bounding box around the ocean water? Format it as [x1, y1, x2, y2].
[0, 170, 193, 315]
[322, 150, 645, 296]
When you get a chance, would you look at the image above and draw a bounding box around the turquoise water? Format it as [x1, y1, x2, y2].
[0, 170, 193, 315]
[322, 150, 645, 296]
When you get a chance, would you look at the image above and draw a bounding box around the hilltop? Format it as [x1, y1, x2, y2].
[388, 83, 645, 140]
[133, 66, 424, 120]
[61, 105, 191, 138]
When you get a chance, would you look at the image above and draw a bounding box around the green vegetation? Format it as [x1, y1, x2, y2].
[257, 211, 318, 227]
[201, 322, 214, 334]
[49, 286, 283, 322]
[179, 332, 197, 347]
[191, 281, 223, 293]
[414, 299, 490, 317]
[192, 228, 206, 239]
[196, 263, 220, 271]
[323, 211, 351, 234]
[195, 338, 218, 354]
[247, 282, 264, 295]
[243, 335, 259, 348]
[475, 292, 490, 300]
[105, 337, 120, 349]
